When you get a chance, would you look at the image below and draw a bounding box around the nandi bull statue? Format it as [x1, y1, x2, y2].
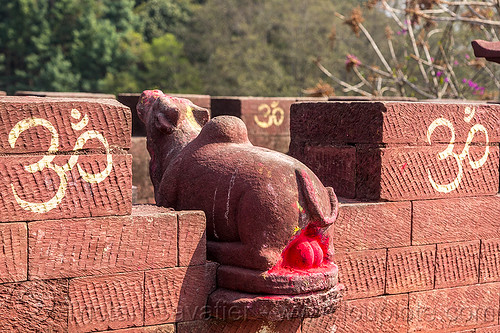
[137, 90, 343, 320]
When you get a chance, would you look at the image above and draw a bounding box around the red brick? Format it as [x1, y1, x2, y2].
[302, 294, 409, 333]
[335, 249, 386, 299]
[0, 153, 132, 222]
[435, 241, 480, 288]
[101, 324, 175, 332]
[293, 145, 356, 198]
[477, 325, 500, 333]
[290, 101, 500, 145]
[0, 279, 69, 332]
[480, 239, 500, 283]
[211, 97, 295, 136]
[68, 272, 144, 332]
[131, 137, 155, 204]
[248, 134, 290, 153]
[177, 319, 301, 333]
[0, 97, 130, 153]
[386, 245, 436, 294]
[15, 91, 116, 99]
[333, 200, 411, 251]
[145, 263, 217, 325]
[0, 223, 27, 283]
[356, 144, 499, 200]
[408, 283, 500, 332]
[413, 196, 500, 245]
[29, 206, 177, 279]
[178, 211, 206, 266]
[118, 93, 210, 137]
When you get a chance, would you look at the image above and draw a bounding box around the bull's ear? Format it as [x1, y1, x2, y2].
[192, 107, 210, 127]
[155, 98, 179, 133]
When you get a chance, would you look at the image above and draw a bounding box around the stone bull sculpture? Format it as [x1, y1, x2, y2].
[137, 90, 343, 319]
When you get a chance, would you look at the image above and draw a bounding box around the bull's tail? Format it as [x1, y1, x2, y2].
[297, 170, 338, 228]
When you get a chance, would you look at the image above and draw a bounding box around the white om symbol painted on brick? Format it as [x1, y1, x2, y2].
[8, 109, 113, 213]
[254, 101, 285, 128]
[427, 106, 489, 193]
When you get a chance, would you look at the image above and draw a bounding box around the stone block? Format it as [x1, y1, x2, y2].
[0, 96, 130, 153]
[177, 211, 206, 266]
[295, 145, 356, 198]
[333, 200, 411, 251]
[477, 325, 500, 333]
[480, 238, 500, 283]
[29, 205, 177, 279]
[68, 272, 144, 332]
[408, 283, 500, 332]
[144, 263, 217, 325]
[0, 153, 132, 222]
[435, 241, 480, 288]
[413, 195, 500, 245]
[385, 245, 436, 294]
[290, 101, 500, 145]
[290, 101, 500, 201]
[15, 91, 116, 99]
[0, 223, 27, 283]
[101, 324, 175, 333]
[0, 279, 69, 332]
[355, 144, 498, 200]
[335, 249, 386, 300]
[302, 294, 409, 333]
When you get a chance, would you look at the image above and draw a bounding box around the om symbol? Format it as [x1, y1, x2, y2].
[427, 106, 489, 193]
[254, 101, 285, 128]
[8, 109, 113, 213]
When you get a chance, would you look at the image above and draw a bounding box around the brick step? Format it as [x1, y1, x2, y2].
[14, 91, 116, 99]
[290, 101, 500, 200]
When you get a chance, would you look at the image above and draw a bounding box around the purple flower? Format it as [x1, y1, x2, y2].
[444, 77, 449, 83]
[436, 71, 442, 77]
[462, 78, 468, 83]
[454, 60, 459, 66]
[465, 54, 470, 60]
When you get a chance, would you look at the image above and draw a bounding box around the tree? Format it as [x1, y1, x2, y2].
[314, 1, 500, 99]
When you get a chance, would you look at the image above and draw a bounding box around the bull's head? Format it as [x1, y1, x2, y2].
[136, 90, 209, 192]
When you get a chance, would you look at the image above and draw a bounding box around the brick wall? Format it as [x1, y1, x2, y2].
[291, 101, 500, 332]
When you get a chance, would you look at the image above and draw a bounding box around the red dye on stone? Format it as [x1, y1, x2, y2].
[269, 225, 333, 275]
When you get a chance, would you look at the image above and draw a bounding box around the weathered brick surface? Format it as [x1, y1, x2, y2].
[408, 283, 500, 332]
[15, 91, 116, 99]
[145, 263, 217, 325]
[0, 153, 132, 222]
[0, 279, 69, 332]
[177, 319, 302, 333]
[68, 272, 144, 332]
[0, 223, 27, 283]
[248, 134, 290, 153]
[386, 245, 436, 294]
[302, 294, 409, 333]
[477, 325, 500, 333]
[118, 93, 210, 137]
[0, 97, 130, 153]
[413, 195, 500, 245]
[131, 137, 155, 204]
[0, 91, 6, 96]
[356, 144, 499, 200]
[290, 101, 500, 145]
[435, 241, 480, 288]
[335, 249, 386, 299]
[480, 239, 500, 283]
[101, 324, 175, 332]
[332, 200, 411, 251]
[211, 97, 295, 136]
[178, 211, 206, 266]
[29, 206, 177, 279]
[292, 145, 356, 198]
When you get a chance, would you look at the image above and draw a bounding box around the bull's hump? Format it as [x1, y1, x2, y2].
[197, 116, 251, 144]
